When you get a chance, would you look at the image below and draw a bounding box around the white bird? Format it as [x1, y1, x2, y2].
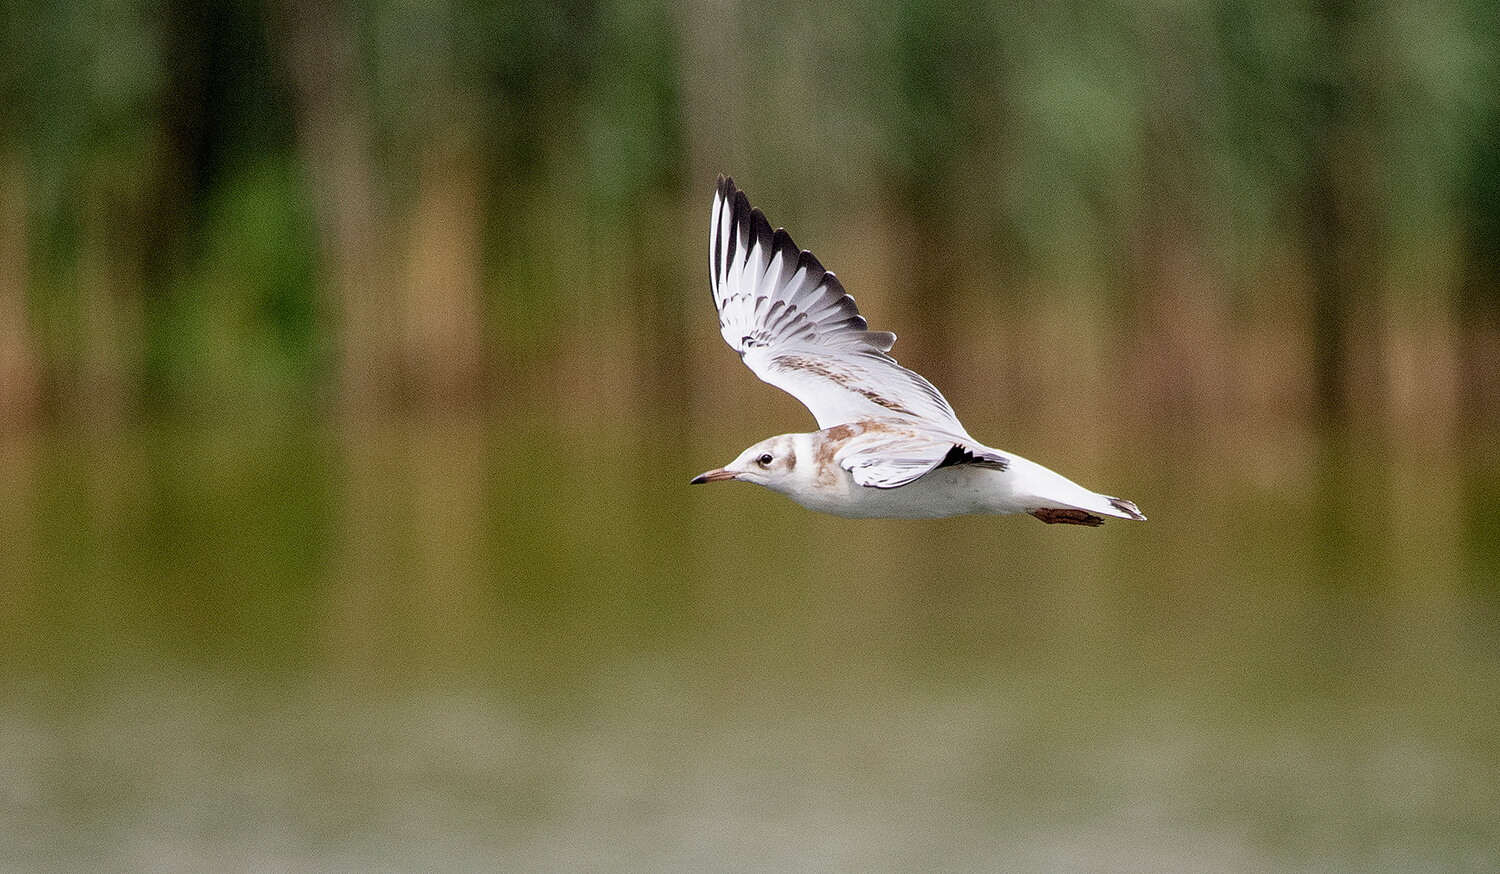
[691, 175, 1145, 526]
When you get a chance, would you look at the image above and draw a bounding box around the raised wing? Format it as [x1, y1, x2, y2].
[833, 423, 1009, 490]
[710, 175, 969, 435]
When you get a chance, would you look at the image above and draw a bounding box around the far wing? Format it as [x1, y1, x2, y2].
[834, 426, 1009, 490]
[710, 174, 968, 434]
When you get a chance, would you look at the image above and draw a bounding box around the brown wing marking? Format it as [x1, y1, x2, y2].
[772, 354, 918, 417]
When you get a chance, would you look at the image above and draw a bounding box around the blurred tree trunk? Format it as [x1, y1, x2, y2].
[76, 196, 146, 424]
[1128, 214, 1232, 432]
[1128, 7, 1232, 433]
[1302, 0, 1386, 427]
[403, 143, 487, 412]
[278, 0, 396, 416]
[1303, 145, 1382, 427]
[884, 202, 961, 394]
[0, 157, 40, 428]
[1457, 46, 1500, 432]
[1461, 311, 1500, 430]
[631, 197, 694, 422]
[1458, 272, 1500, 433]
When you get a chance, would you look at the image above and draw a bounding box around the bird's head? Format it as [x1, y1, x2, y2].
[690, 434, 801, 492]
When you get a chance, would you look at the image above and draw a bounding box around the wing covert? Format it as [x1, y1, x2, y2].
[834, 426, 1009, 490]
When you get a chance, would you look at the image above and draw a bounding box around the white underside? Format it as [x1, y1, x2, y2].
[778, 449, 1131, 520]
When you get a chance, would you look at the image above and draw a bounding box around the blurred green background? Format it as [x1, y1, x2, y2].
[2, 1, 1499, 872]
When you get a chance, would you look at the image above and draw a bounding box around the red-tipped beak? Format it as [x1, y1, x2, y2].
[690, 468, 738, 484]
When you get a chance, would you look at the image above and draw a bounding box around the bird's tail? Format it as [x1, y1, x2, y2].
[1011, 456, 1147, 525]
[1103, 495, 1147, 520]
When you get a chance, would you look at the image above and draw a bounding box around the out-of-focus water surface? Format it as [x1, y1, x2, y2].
[1, 416, 1497, 874]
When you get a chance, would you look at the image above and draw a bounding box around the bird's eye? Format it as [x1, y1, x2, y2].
[758, 453, 774, 466]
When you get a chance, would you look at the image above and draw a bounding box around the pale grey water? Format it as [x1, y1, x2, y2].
[1, 419, 1497, 873]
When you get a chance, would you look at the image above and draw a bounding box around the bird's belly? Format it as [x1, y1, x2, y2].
[794, 467, 1021, 519]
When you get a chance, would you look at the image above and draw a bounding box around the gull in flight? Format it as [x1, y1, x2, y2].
[691, 175, 1145, 526]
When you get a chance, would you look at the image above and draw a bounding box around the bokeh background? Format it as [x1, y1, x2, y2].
[2, 1, 1499, 872]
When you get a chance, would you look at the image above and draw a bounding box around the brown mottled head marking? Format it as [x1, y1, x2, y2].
[773, 354, 918, 417]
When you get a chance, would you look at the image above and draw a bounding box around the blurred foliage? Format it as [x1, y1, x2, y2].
[0, 0, 1496, 427]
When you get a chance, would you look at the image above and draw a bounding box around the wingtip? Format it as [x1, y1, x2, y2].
[1108, 497, 1147, 521]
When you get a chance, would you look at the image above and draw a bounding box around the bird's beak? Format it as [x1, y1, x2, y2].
[690, 467, 738, 485]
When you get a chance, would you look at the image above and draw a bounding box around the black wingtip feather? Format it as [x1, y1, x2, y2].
[758, 210, 775, 254]
[711, 175, 923, 364]
[935, 444, 1010, 472]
